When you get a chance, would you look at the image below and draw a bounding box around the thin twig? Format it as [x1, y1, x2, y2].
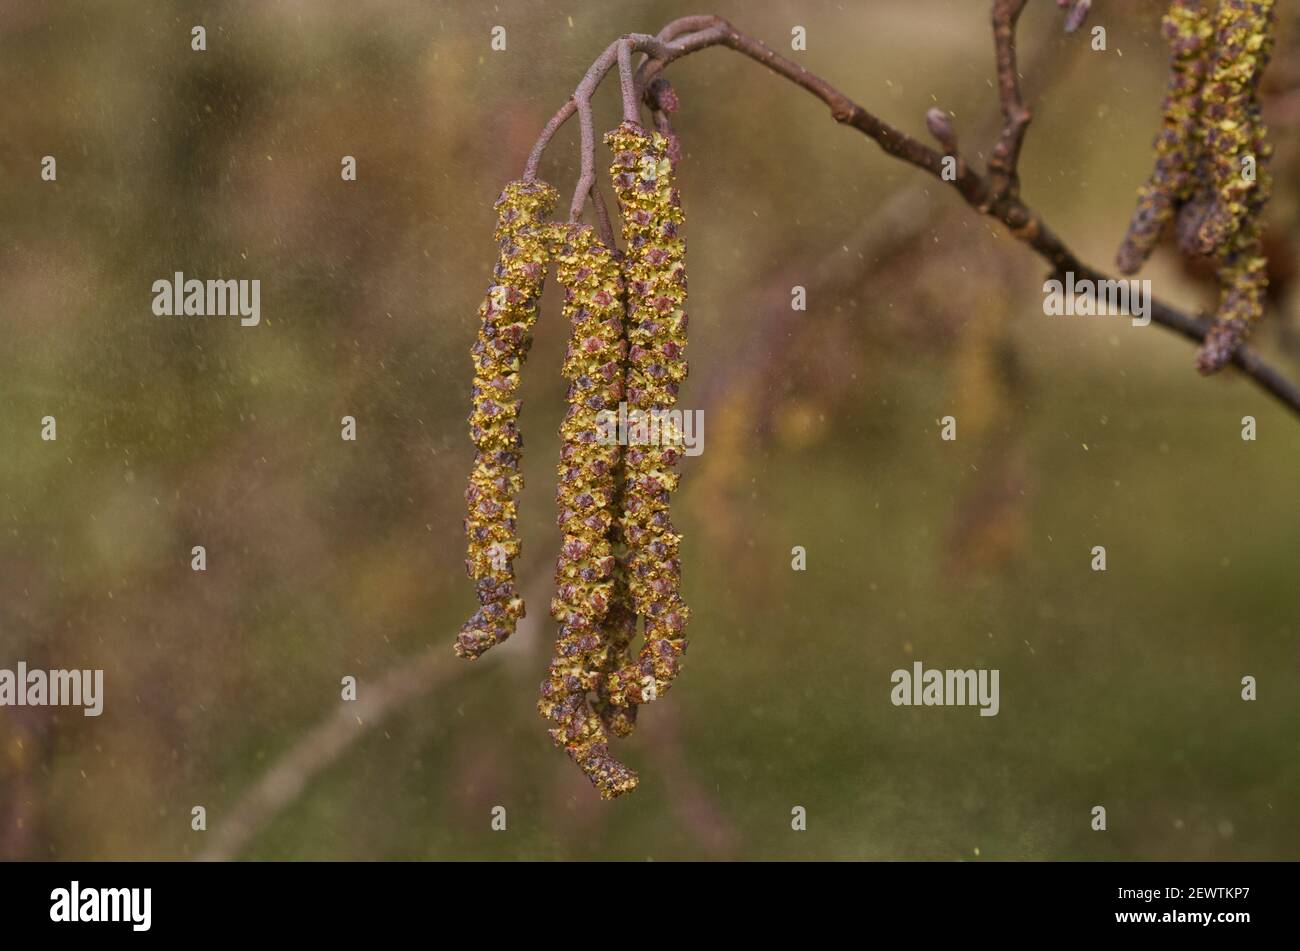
[618, 38, 639, 125]
[204, 13, 1196, 861]
[554, 13, 1300, 416]
[988, 0, 1032, 202]
[524, 99, 575, 181]
[569, 93, 598, 221]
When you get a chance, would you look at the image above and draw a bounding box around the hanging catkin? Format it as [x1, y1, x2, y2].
[537, 222, 639, 798]
[458, 181, 557, 660]
[1196, 0, 1275, 372]
[602, 122, 691, 712]
[591, 472, 641, 738]
[1117, 0, 1212, 274]
[457, 49, 696, 797]
[457, 129, 695, 795]
[1116, 0, 1276, 373]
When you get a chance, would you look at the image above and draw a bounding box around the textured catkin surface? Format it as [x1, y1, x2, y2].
[457, 181, 558, 659]
[1196, 0, 1274, 254]
[1116, 0, 1212, 274]
[603, 122, 691, 712]
[537, 223, 638, 798]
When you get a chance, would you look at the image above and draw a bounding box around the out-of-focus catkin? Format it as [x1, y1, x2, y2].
[592, 473, 640, 738]
[457, 180, 557, 660]
[1197, 102, 1272, 372]
[1194, 0, 1274, 255]
[1117, 0, 1276, 373]
[603, 122, 691, 712]
[1117, 0, 1212, 274]
[537, 222, 639, 799]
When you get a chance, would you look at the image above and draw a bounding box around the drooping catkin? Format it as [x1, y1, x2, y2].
[602, 122, 691, 711]
[1116, 0, 1213, 274]
[590, 245, 641, 740]
[537, 222, 638, 798]
[1195, 0, 1275, 372]
[1197, 104, 1272, 372]
[457, 180, 557, 660]
[1193, 0, 1275, 256]
[1117, 0, 1276, 373]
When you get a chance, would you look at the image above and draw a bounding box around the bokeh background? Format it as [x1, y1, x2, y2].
[2, 0, 1299, 861]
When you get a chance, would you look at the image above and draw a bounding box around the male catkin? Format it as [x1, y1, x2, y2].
[1195, 0, 1274, 255]
[1116, 0, 1276, 373]
[537, 223, 639, 798]
[1196, 0, 1275, 372]
[1117, 0, 1212, 274]
[458, 181, 557, 659]
[602, 122, 691, 712]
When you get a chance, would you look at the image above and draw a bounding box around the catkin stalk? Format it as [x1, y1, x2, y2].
[538, 223, 639, 798]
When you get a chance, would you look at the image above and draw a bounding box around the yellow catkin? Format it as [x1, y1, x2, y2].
[602, 122, 691, 711]
[592, 472, 640, 738]
[537, 223, 638, 798]
[457, 180, 556, 660]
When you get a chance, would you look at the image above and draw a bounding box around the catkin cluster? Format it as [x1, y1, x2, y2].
[458, 181, 557, 660]
[1117, 0, 1276, 373]
[456, 126, 693, 799]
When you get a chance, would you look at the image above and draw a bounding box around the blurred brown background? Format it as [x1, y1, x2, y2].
[1, 0, 1298, 860]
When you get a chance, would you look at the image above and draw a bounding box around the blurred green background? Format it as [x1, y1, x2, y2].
[1, 0, 1298, 860]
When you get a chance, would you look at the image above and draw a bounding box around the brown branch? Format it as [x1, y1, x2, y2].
[524, 17, 714, 186]
[989, 0, 1032, 203]
[524, 100, 574, 181]
[196, 644, 479, 861]
[527, 29, 723, 221]
[196, 560, 562, 861]
[601, 13, 1300, 416]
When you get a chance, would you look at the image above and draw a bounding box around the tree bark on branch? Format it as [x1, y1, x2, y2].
[527, 11, 1300, 416]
